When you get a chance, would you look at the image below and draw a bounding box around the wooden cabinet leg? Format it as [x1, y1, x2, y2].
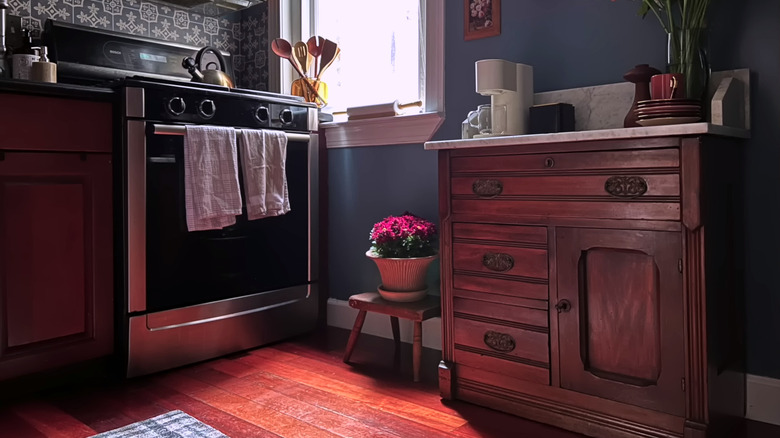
[343, 310, 367, 363]
[390, 316, 400, 344]
[413, 321, 422, 382]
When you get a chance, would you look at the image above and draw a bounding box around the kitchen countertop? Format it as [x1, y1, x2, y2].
[0, 78, 115, 101]
[424, 123, 750, 150]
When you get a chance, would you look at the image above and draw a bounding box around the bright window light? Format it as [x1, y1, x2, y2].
[314, 0, 422, 112]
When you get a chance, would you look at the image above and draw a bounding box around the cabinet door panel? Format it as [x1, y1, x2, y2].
[0, 152, 113, 380]
[5, 183, 86, 346]
[556, 228, 684, 416]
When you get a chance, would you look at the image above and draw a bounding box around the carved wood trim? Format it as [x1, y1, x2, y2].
[472, 179, 503, 197]
[482, 252, 514, 272]
[684, 227, 708, 422]
[483, 331, 516, 352]
[604, 176, 648, 198]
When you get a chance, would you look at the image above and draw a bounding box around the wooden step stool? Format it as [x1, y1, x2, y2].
[342, 292, 441, 382]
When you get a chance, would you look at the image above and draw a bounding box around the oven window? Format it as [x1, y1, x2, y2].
[144, 134, 310, 312]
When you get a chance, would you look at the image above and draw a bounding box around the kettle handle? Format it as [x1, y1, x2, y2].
[195, 46, 227, 72]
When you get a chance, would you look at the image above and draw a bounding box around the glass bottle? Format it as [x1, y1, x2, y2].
[12, 28, 39, 80]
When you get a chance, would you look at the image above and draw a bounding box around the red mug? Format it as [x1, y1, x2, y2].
[651, 73, 685, 100]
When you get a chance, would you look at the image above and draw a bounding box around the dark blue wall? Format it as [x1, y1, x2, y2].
[326, 0, 780, 379]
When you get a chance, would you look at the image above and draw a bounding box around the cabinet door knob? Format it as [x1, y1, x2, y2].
[544, 157, 555, 168]
[472, 179, 503, 197]
[482, 252, 514, 272]
[555, 299, 572, 313]
[484, 330, 516, 352]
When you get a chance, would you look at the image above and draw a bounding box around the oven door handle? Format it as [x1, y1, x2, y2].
[151, 123, 312, 143]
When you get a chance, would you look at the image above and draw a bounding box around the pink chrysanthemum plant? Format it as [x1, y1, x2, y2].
[368, 212, 438, 259]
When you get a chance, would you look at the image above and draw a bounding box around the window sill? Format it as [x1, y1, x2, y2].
[321, 112, 445, 148]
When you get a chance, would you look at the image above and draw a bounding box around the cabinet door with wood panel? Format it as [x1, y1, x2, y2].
[0, 152, 113, 380]
[555, 227, 685, 416]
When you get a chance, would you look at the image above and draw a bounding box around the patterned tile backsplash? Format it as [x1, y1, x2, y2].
[8, 0, 268, 89]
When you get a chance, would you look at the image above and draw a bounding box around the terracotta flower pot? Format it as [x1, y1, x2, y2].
[366, 250, 437, 302]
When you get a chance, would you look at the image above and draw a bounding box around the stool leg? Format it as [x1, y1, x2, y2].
[390, 316, 402, 370]
[343, 310, 367, 363]
[390, 316, 401, 345]
[413, 321, 422, 382]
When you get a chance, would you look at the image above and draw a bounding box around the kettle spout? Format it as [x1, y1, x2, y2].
[182, 57, 204, 82]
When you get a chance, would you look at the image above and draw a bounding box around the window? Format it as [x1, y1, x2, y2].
[271, 0, 444, 148]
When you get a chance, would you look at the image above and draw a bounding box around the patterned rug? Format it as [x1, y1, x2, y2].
[90, 410, 227, 438]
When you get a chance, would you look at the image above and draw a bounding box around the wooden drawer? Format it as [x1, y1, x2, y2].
[452, 223, 547, 279]
[453, 243, 547, 279]
[453, 174, 680, 198]
[450, 148, 680, 173]
[0, 94, 113, 153]
[454, 316, 549, 385]
[453, 273, 548, 301]
[453, 293, 548, 329]
[453, 222, 546, 245]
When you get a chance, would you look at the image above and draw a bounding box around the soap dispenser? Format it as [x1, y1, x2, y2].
[31, 46, 55, 83]
[11, 28, 39, 80]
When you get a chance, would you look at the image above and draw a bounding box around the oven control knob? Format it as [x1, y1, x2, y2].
[199, 99, 216, 119]
[280, 108, 293, 125]
[255, 106, 269, 122]
[167, 96, 186, 116]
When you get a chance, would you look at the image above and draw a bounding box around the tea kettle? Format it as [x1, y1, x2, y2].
[182, 46, 234, 88]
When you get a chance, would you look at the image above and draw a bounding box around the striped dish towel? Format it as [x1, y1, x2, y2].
[238, 129, 291, 220]
[184, 125, 243, 231]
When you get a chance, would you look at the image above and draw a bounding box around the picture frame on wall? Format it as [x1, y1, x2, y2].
[464, 0, 501, 41]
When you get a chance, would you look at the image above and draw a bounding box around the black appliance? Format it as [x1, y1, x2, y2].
[44, 21, 320, 377]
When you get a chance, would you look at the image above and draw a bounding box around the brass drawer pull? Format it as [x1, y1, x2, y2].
[484, 331, 516, 352]
[472, 179, 503, 197]
[482, 252, 514, 272]
[604, 176, 648, 198]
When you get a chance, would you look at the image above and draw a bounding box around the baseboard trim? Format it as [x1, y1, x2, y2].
[327, 298, 442, 350]
[747, 374, 780, 426]
[328, 299, 779, 427]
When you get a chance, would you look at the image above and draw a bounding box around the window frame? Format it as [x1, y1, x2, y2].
[270, 0, 445, 148]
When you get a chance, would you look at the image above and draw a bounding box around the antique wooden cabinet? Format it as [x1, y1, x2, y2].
[0, 92, 114, 381]
[428, 127, 746, 438]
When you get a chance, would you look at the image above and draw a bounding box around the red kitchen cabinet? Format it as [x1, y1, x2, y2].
[0, 93, 114, 381]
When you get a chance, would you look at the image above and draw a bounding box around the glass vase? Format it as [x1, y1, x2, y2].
[667, 28, 710, 101]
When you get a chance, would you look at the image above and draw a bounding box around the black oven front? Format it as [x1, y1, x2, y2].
[119, 81, 320, 377]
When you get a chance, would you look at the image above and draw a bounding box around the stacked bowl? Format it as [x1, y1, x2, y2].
[635, 98, 702, 126]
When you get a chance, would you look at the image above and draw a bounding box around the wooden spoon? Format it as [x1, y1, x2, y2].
[271, 38, 325, 104]
[317, 39, 340, 80]
[306, 36, 325, 77]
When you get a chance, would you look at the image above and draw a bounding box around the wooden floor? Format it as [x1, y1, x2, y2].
[0, 327, 776, 438]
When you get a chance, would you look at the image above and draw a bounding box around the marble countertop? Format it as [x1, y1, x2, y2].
[424, 123, 750, 151]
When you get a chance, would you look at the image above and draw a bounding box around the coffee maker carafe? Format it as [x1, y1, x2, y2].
[475, 59, 534, 136]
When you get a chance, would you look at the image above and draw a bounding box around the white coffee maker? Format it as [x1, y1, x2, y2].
[475, 59, 534, 136]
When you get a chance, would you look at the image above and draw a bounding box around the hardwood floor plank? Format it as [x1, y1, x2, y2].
[157, 372, 342, 438]
[234, 369, 459, 438]
[231, 352, 468, 433]
[0, 408, 48, 438]
[136, 381, 283, 438]
[188, 363, 456, 438]
[11, 401, 97, 438]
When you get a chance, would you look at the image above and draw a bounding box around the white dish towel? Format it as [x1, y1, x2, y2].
[238, 129, 291, 220]
[183, 125, 243, 231]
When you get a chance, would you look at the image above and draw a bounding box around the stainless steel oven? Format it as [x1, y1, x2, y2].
[43, 20, 321, 377]
[120, 79, 319, 377]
